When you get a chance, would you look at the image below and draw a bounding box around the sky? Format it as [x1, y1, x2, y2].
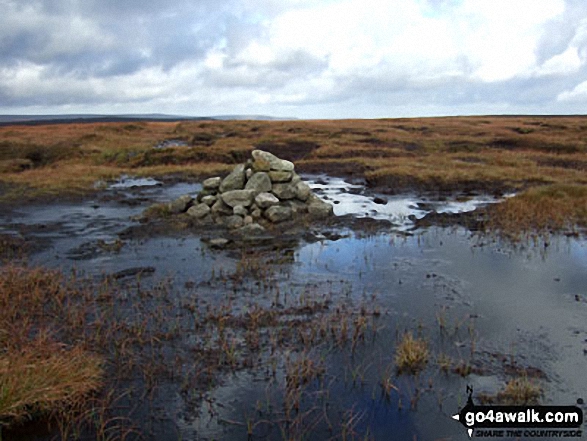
[1, 0, 587, 119]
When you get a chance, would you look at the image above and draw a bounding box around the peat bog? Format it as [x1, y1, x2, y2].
[0, 117, 586, 440]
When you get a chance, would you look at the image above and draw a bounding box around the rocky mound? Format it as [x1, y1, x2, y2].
[165, 150, 334, 236]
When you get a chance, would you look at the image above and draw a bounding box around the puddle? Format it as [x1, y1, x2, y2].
[153, 139, 189, 149]
[306, 175, 508, 227]
[1, 175, 586, 440]
[108, 175, 162, 189]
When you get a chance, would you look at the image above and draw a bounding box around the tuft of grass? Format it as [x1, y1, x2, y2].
[0, 340, 103, 427]
[496, 377, 542, 405]
[395, 332, 429, 375]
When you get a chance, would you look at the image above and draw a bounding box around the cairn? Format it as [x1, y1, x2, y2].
[166, 150, 333, 235]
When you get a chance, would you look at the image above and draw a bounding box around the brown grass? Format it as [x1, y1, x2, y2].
[2, 116, 587, 231]
[0, 340, 102, 426]
[0, 266, 105, 430]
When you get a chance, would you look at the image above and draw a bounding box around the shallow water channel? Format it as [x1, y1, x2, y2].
[1, 175, 586, 440]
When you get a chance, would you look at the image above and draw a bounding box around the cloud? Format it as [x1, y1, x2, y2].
[1, 0, 587, 117]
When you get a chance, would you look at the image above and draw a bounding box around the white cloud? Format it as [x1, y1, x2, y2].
[1, 0, 587, 117]
[557, 79, 587, 102]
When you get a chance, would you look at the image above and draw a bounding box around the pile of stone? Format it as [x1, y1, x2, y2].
[166, 150, 333, 234]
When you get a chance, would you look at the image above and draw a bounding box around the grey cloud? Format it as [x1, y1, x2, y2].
[536, 0, 587, 64]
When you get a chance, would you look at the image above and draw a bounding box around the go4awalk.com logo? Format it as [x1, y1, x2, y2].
[452, 386, 584, 438]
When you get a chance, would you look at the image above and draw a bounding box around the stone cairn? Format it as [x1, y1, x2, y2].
[166, 150, 333, 235]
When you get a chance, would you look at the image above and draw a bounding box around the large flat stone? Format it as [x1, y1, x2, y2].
[221, 189, 256, 207]
[252, 150, 294, 172]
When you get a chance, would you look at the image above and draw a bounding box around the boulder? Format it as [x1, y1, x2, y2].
[245, 172, 272, 193]
[308, 196, 334, 218]
[255, 192, 280, 209]
[224, 215, 244, 229]
[203, 177, 222, 190]
[168, 195, 193, 214]
[272, 182, 297, 200]
[219, 164, 246, 192]
[252, 150, 294, 172]
[211, 199, 233, 216]
[233, 205, 249, 217]
[287, 200, 308, 215]
[221, 190, 256, 208]
[295, 181, 311, 201]
[265, 205, 292, 223]
[201, 195, 217, 206]
[187, 203, 211, 219]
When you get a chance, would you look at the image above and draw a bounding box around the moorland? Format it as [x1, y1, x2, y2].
[1, 116, 586, 441]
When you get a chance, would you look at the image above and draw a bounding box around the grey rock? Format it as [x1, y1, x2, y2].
[211, 199, 233, 216]
[255, 192, 280, 209]
[203, 177, 222, 190]
[268, 171, 293, 183]
[224, 215, 244, 229]
[201, 195, 217, 206]
[291, 173, 302, 185]
[265, 205, 293, 223]
[219, 164, 246, 192]
[168, 195, 193, 214]
[243, 215, 253, 225]
[295, 181, 311, 201]
[287, 199, 308, 215]
[272, 182, 297, 200]
[187, 203, 211, 219]
[233, 205, 249, 217]
[251, 208, 262, 219]
[307, 197, 334, 218]
[245, 172, 272, 193]
[252, 150, 294, 172]
[221, 189, 256, 207]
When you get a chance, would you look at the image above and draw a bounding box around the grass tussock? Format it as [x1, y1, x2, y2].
[394, 332, 429, 375]
[497, 377, 542, 405]
[0, 340, 102, 426]
[488, 184, 587, 237]
[0, 266, 104, 430]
